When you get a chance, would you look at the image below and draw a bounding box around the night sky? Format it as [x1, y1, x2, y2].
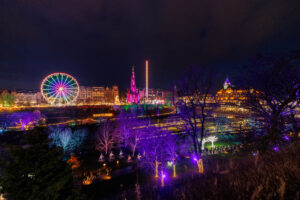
[0, 0, 299, 91]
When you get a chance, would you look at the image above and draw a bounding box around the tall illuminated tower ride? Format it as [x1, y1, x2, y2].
[145, 60, 149, 101]
[127, 66, 140, 104]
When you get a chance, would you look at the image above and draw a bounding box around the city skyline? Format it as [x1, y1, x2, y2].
[0, 1, 299, 200]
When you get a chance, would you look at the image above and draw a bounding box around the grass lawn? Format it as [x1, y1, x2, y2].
[203, 140, 241, 149]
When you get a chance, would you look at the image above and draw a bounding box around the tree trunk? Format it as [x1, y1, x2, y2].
[290, 112, 299, 140]
[173, 164, 176, 177]
[132, 143, 136, 157]
[192, 132, 198, 156]
[198, 117, 205, 156]
[269, 114, 280, 143]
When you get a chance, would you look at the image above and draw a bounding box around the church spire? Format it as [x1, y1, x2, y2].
[130, 66, 136, 91]
[224, 76, 231, 89]
[127, 66, 139, 104]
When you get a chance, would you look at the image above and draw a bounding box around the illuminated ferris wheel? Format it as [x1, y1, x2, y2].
[41, 72, 79, 106]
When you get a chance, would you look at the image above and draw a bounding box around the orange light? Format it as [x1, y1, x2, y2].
[82, 178, 93, 185]
[93, 113, 114, 117]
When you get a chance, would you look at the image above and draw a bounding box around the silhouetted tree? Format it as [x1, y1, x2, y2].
[242, 53, 300, 147]
[176, 66, 215, 156]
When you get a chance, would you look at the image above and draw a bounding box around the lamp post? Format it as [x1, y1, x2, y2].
[193, 156, 204, 174]
[155, 160, 161, 178]
[161, 171, 166, 187]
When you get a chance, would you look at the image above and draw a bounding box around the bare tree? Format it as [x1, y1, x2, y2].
[95, 119, 117, 155]
[123, 124, 141, 157]
[49, 126, 87, 153]
[176, 66, 215, 156]
[119, 110, 144, 157]
[164, 134, 179, 177]
[242, 53, 300, 146]
[138, 127, 165, 178]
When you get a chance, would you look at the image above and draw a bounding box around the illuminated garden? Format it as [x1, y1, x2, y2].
[0, 1, 299, 199]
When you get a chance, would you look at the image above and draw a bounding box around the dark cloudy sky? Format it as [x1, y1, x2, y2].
[0, 0, 299, 90]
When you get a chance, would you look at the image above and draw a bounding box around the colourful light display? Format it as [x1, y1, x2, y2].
[41, 72, 79, 106]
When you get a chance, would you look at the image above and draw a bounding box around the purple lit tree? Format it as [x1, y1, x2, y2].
[12, 111, 42, 131]
[138, 134, 164, 178]
[95, 118, 118, 155]
[137, 126, 182, 178]
[163, 134, 179, 177]
[118, 109, 147, 157]
[123, 125, 141, 157]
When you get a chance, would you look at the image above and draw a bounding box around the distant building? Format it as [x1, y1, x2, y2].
[106, 85, 119, 104]
[139, 88, 174, 104]
[78, 86, 119, 105]
[216, 77, 247, 105]
[15, 90, 42, 106]
[223, 77, 231, 89]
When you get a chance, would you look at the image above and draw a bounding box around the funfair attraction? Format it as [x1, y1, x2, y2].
[41, 72, 80, 106]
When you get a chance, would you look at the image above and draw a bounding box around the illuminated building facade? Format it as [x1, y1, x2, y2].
[127, 67, 140, 104]
[139, 88, 173, 104]
[0, 89, 45, 107]
[78, 86, 119, 105]
[179, 94, 216, 104]
[216, 77, 247, 105]
[223, 76, 231, 89]
[15, 90, 43, 106]
[105, 86, 119, 104]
